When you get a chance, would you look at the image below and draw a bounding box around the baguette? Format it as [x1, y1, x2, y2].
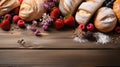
[75, 0, 105, 24]
[59, 0, 83, 16]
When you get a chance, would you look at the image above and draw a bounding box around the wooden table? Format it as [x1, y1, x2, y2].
[0, 27, 120, 67]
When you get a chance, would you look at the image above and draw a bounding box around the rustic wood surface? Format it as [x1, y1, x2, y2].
[0, 27, 120, 49]
[0, 50, 120, 67]
[0, 27, 120, 67]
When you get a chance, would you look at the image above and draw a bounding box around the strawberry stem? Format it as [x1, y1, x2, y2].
[64, 14, 72, 19]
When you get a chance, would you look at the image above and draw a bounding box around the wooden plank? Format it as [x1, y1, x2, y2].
[0, 28, 120, 48]
[0, 50, 120, 67]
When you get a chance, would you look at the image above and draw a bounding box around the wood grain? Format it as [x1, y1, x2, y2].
[0, 50, 120, 67]
[0, 27, 120, 67]
[0, 28, 120, 49]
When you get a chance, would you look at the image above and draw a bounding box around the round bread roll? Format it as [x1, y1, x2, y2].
[19, 0, 47, 21]
[113, 0, 120, 22]
[94, 7, 117, 33]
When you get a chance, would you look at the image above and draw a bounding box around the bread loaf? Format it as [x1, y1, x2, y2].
[0, 0, 20, 16]
[19, 0, 47, 21]
[94, 7, 117, 33]
[75, 0, 105, 24]
[59, 0, 83, 16]
[113, 0, 120, 22]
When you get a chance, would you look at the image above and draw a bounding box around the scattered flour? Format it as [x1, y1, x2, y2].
[73, 32, 111, 44]
[94, 32, 111, 44]
[74, 37, 88, 43]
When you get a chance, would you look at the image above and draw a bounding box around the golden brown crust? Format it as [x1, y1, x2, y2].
[113, 0, 120, 22]
[59, 0, 83, 16]
[94, 7, 117, 33]
[75, 0, 105, 24]
[19, 0, 47, 21]
[0, 0, 20, 16]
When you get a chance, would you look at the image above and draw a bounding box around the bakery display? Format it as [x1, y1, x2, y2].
[19, 0, 47, 21]
[94, 7, 117, 33]
[75, 0, 105, 24]
[59, 0, 83, 16]
[0, 0, 20, 16]
[113, 0, 120, 22]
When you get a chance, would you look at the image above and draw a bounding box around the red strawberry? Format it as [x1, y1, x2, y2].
[13, 7, 20, 15]
[1, 20, 11, 31]
[19, 0, 23, 4]
[50, 7, 60, 21]
[55, 19, 64, 30]
[87, 23, 94, 31]
[78, 23, 85, 30]
[17, 20, 25, 28]
[4, 14, 12, 21]
[64, 16, 75, 27]
[115, 26, 120, 33]
[13, 15, 21, 23]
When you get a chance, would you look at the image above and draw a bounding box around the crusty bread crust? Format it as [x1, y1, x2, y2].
[0, 0, 20, 16]
[19, 0, 47, 21]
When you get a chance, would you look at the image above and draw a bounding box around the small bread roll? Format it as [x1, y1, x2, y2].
[19, 0, 47, 21]
[59, 0, 83, 16]
[75, 0, 105, 24]
[113, 0, 120, 22]
[94, 7, 117, 33]
[0, 0, 20, 16]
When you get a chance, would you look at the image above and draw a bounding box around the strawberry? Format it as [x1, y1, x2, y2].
[115, 26, 120, 33]
[1, 19, 11, 31]
[19, 0, 23, 4]
[78, 23, 85, 30]
[13, 7, 20, 15]
[55, 19, 64, 30]
[50, 7, 60, 21]
[87, 23, 94, 31]
[4, 14, 12, 21]
[17, 20, 25, 28]
[13, 15, 21, 23]
[64, 16, 75, 27]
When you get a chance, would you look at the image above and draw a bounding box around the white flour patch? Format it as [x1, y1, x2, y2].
[94, 32, 111, 44]
[74, 37, 88, 43]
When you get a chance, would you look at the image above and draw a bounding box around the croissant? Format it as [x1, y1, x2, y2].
[59, 0, 83, 16]
[75, 0, 105, 24]
[19, 0, 47, 21]
[0, 0, 20, 16]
